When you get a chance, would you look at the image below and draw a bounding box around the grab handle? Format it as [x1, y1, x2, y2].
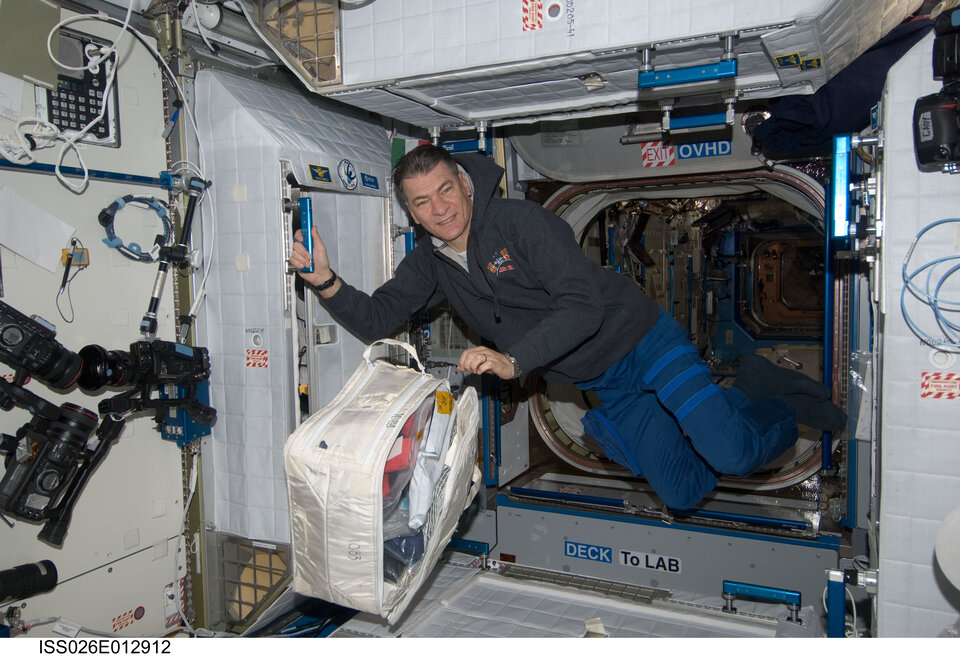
[363, 338, 425, 372]
[638, 35, 738, 89]
[639, 59, 738, 88]
[721, 580, 802, 623]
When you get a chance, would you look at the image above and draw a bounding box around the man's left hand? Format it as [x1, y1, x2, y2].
[458, 346, 515, 379]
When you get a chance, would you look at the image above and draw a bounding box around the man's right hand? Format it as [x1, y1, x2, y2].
[290, 226, 339, 295]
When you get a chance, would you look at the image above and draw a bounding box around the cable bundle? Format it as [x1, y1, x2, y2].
[901, 218, 960, 352]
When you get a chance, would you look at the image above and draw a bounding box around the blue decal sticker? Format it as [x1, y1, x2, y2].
[775, 52, 801, 68]
[677, 140, 732, 160]
[337, 159, 358, 190]
[564, 541, 612, 563]
[800, 57, 823, 70]
[309, 165, 332, 183]
[360, 172, 379, 190]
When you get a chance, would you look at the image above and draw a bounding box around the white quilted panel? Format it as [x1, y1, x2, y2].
[878, 33, 960, 636]
[196, 70, 390, 542]
[324, 0, 921, 127]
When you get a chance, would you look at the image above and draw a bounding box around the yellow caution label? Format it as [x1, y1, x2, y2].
[436, 391, 454, 415]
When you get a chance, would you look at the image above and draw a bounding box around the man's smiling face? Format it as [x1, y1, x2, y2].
[402, 162, 474, 252]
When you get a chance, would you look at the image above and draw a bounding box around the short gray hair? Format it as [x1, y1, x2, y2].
[392, 144, 459, 205]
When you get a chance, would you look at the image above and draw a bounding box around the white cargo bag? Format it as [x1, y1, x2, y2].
[284, 339, 480, 623]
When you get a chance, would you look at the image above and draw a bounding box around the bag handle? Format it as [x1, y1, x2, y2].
[362, 338, 426, 372]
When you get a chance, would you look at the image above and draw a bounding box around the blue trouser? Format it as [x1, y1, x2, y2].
[577, 310, 798, 509]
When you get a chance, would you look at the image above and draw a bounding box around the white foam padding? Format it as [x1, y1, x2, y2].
[878, 33, 960, 636]
[195, 69, 390, 542]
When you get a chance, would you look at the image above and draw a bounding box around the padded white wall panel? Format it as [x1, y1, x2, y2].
[329, 0, 921, 129]
[196, 70, 391, 543]
[878, 33, 960, 636]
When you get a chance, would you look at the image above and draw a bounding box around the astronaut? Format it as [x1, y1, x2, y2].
[288, 144, 813, 509]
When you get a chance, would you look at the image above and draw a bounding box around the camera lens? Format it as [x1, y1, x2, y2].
[38, 470, 63, 493]
[48, 403, 98, 449]
[0, 560, 58, 604]
[41, 345, 84, 390]
[0, 324, 24, 347]
[77, 345, 133, 391]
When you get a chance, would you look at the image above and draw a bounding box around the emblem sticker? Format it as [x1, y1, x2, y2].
[337, 159, 358, 190]
[775, 52, 802, 68]
[775, 52, 822, 70]
[360, 172, 379, 190]
[487, 248, 516, 275]
[309, 164, 332, 184]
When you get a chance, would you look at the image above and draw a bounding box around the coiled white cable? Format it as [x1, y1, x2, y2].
[40, 3, 133, 193]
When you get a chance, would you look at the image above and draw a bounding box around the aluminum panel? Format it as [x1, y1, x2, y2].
[495, 499, 838, 605]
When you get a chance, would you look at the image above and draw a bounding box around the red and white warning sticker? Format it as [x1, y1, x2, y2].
[245, 327, 268, 368]
[920, 371, 960, 399]
[641, 140, 677, 167]
[246, 349, 269, 368]
[112, 607, 143, 633]
[522, 0, 543, 31]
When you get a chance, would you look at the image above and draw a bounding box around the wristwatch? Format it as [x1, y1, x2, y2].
[503, 352, 522, 379]
[314, 270, 337, 291]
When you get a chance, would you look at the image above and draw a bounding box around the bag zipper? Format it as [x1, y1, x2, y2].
[357, 373, 438, 467]
[292, 362, 378, 452]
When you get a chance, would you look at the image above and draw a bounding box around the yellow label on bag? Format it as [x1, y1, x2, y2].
[436, 391, 454, 415]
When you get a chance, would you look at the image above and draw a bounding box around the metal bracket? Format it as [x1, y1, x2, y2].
[659, 97, 736, 134]
[638, 35, 738, 89]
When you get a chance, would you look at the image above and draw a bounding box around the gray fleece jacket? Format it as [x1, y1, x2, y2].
[320, 153, 660, 384]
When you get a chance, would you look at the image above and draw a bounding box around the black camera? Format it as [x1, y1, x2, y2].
[0, 301, 82, 390]
[0, 403, 97, 522]
[78, 340, 210, 391]
[914, 6, 960, 172]
[0, 299, 215, 546]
